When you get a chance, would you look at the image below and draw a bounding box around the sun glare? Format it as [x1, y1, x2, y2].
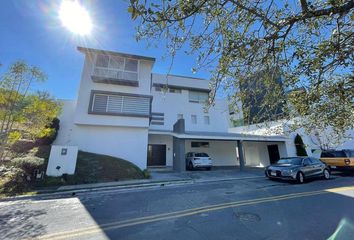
[59, 0, 92, 36]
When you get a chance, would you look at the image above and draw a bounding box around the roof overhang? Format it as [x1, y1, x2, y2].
[148, 130, 288, 142]
[77, 46, 156, 62]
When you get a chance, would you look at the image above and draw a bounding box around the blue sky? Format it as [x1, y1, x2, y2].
[0, 0, 209, 99]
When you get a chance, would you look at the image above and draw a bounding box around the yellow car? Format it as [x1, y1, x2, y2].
[320, 150, 354, 170]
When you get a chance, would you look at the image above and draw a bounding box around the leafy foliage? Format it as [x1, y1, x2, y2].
[11, 156, 45, 175]
[0, 61, 61, 160]
[294, 134, 308, 156]
[129, 0, 354, 137]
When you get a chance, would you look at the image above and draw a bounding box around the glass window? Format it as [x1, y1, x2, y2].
[191, 142, 209, 148]
[189, 91, 208, 103]
[169, 88, 181, 93]
[109, 56, 124, 69]
[204, 116, 210, 125]
[303, 158, 311, 165]
[191, 115, 197, 124]
[96, 54, 109, 68]
[125, 59, 138, 72]
[277, 158, 302, 165]
[195, 153, 209, 157]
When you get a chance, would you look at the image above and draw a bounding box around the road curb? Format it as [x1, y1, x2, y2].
[0, 175, 264, 201]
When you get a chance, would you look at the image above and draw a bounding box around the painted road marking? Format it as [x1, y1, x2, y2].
[36, 185, 354, 240]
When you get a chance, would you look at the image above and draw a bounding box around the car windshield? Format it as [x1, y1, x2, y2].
[195, 153, 209, 157]
[277, 158, 302, 165]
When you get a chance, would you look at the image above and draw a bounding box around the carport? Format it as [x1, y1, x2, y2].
[169, 119, 289, 172]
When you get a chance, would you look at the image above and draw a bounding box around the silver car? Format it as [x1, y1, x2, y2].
[265, 157, 331, 183]
[186, 152, 212, 170]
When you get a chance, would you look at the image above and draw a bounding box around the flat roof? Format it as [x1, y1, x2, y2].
[77, 46, 156, 62]
[148, 130, 288, 142]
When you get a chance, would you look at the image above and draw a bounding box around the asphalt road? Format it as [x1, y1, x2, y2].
[1, 173, 354, 240]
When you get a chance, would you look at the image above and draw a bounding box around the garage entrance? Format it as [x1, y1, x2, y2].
[267, 144, 280, 164]
[147, 144, 166, 166]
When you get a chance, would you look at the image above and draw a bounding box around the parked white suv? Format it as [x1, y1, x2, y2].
[186, 152, 212, 170]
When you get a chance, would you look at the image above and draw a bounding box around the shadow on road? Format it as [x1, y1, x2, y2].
[0, 205, 47, 239]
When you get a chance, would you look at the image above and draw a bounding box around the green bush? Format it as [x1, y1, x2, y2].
[294, 134, 308, 156]
[142, 169, 150, 179]
[11, 156, 45, 176]
[0, 167, 31, 195]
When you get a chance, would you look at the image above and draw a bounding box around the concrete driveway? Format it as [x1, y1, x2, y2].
[149, 166, 265, 182]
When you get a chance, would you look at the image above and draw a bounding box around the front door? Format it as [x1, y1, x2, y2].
[147, 144, 166, 166]
[267, 145, 280, 164]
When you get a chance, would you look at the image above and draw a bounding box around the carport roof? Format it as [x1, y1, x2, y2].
[148, 130, 288, 142]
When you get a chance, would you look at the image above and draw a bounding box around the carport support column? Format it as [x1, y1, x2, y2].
[173, 137, 186, 172]
[237, 140, 245, 171]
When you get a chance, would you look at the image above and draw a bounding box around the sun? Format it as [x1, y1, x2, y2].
[59, 0, 92, 36]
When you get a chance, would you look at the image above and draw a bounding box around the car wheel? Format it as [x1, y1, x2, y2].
[188, 162, 194, 171]
[297, 172, 305, 184]
[323, 169, 330, 180]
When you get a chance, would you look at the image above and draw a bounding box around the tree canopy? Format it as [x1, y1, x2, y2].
[129, 0, 354, 137]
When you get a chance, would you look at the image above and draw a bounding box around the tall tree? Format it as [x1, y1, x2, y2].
[128, 0, 354, 137]
[0, 61, 61, 160]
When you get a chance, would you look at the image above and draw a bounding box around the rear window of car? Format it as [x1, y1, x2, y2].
[277, 158, 302, 165]
[195, 153, 209, 157]
[321, 151, 346, 158]
[344, 150, 354, 157]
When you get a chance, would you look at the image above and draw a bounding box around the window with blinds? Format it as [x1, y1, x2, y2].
[90, 92, 151, 117]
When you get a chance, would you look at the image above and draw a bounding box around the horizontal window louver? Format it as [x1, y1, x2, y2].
[151, 112, 164, 125]
[91, 93, 150, 116]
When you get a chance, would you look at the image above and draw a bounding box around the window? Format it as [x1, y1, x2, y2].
[177, 114, 183, 120]
[169, 88, 181, 93]
[151, 112, 164, 125]
[195, 153, 209, 157]
[155, 86, 162, 92]
[94, 54, 138, 82]
[125, 59, 138, 72]
[96, 54, 109, 68]
[303, 158, 311, 166]
[204, 116, 210, 125]
[90, 91, 151, 116]
[189, 91, 208, 103]
[191, 115, 197, 124]
[191, 142, 210, 148]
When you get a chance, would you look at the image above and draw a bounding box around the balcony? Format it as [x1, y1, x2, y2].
[92, 67, 139, 86]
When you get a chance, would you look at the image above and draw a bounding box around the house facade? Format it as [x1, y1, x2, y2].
[53, 47, 297, 172]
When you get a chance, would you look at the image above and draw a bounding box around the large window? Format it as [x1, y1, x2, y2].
[90, 91, 151, 116]
[93, 54, 138, 82]
[189, 91, 208, 103]
[191, 142, 210, 148]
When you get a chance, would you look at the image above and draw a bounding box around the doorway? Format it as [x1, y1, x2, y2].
[267, 144, 280, 164]
[147, 144, 166, 166]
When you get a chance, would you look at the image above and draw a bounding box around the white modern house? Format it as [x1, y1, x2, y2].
[50, 46, 309, 174]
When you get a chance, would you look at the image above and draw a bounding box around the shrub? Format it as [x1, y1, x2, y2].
[0, 167, 31, 195]
[295, 134, 308, 156]
[11, 156, 45, 176]
[11, 140, 36, 154]
[35, 118, 60, 146]
[142, 169, 150, 179]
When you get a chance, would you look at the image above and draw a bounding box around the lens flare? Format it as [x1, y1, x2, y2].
[59, 0, 92, 35]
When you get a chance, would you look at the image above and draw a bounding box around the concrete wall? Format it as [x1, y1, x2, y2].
[184, 140, 238, 166]
[46, 145, 78, 176]
[148, 134, 173, 167]
[242, 141, 287, 167]
[150, 87, 230, 133]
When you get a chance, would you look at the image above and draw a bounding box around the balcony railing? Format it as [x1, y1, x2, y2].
[92, 67, 138, 86]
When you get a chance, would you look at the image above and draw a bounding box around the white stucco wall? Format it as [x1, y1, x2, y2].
[185, 140, 238, 166]
[148, 134, 173, 166]
[242, 141, 287, 167]
[150, 87, 230, 133]
[46, 145, 78, 176]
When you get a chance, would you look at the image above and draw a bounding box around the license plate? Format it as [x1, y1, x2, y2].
[270, 172, 277, 176]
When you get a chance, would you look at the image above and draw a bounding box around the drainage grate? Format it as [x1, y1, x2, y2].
[234, 212, 261, 222]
